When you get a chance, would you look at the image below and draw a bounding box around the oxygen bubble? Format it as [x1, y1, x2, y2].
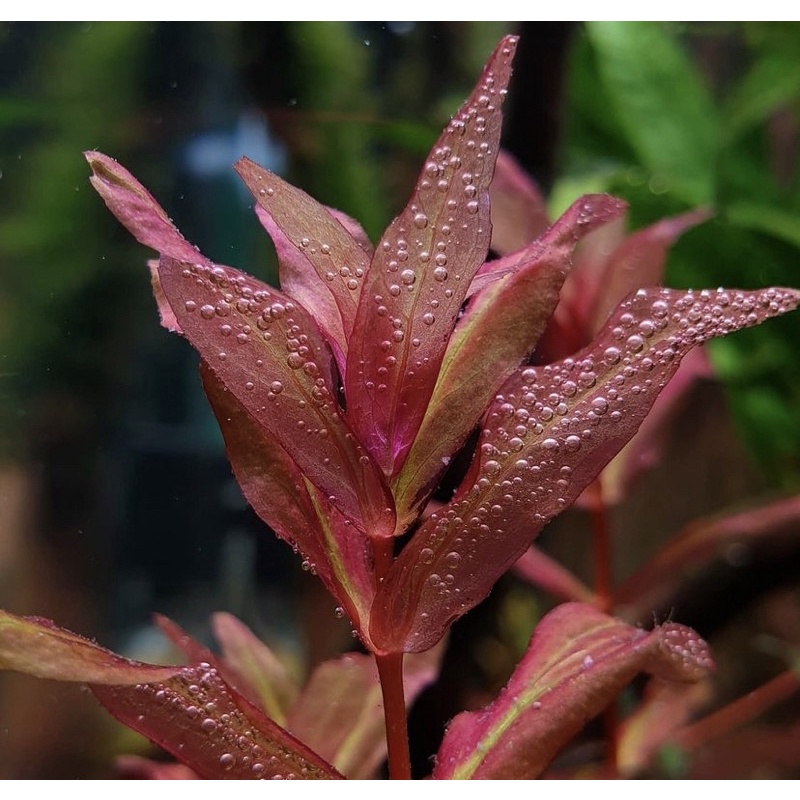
[200, 304, 215, 319]
[388, 284, 401, 296]
[433, 266, 448, 282]
[270, 381, 284, 394]
[219, 753, 235, 769]
[564, 435, 581, 452]
[420, 548, 435, 564]
[422, 312, 435, 325]
[201, 718, 217, 732]
[400, 269, 416, 285]
[465, 200, 479, 214]
[184, 300, 197, 312]
[627, 334, 644, 352]
[413, 213, 428, 229]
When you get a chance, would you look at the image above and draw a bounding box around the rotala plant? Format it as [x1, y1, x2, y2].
[2, 35, 799, 779]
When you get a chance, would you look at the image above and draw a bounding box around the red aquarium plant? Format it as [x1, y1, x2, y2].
[2, 35, 799, 779]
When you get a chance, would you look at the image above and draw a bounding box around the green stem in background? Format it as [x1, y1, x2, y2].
[371, 536, 411, 779]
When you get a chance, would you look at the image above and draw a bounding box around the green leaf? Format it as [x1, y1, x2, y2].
[586, 22, 718, 205]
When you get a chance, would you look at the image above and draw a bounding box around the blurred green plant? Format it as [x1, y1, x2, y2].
[553, 21, 800, 487]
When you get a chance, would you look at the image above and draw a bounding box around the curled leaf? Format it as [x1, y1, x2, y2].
[432, 603, 713, 779]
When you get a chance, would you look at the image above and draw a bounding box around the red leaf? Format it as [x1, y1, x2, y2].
[156, 256, 393, 537]
[344, 35, 519, 477]
[432, 603, 713, 779]
[285, 643, 445, 779]
[0, 610, 179, 684]
[238, 163, 373, 374]
[392, 194, 626, 528]
[93, 661, 343, 779]
[86, 151, 206, 266]
[201, 362, 375, 636]
[212, 612, 300, 726]
[488, 149, 550, 256]
[372, 286, 800, 652]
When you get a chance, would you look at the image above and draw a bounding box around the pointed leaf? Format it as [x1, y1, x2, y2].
[93, 661, 343, 779]
[392, 194, 626, 527]
[87, 152, 393, 535]
[432, 603, 713, 779]
[201, 363, 375, 634]
[489, 149, 550, 256]
[539, 207, 712, 362]
[254, 204, 348, 374]
[373, 286, 800, 652]
[345, 36, 519, 476]
[212, 612, 300, 726]
[0, 609, 179, 684]
[86, 151, 206, 265]
[157, 256, 393, 536]
[237, 158, 371, 354]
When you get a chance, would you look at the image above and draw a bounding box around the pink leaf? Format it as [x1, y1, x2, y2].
[86, 151, 207, 266]
[212, 612, 300, 726]
[345, 35, 519, 477]
[93, 661, 343, 779]
[614, 493, 800, 620]
[489, 150, 550, 256]
[286, 643, 445, 779]
[156, 256, 393, 537]
[372, 286, 800, 652]
[392, 194, 626, 528]
[200, 362, 375, 635]
[616, 678, 712, 777]
[432, 603, 713, 779]
[240, 165, 374, 375]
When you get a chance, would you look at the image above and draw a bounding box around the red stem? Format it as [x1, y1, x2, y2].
[675, 669, 800, 750]
[586, 478, 613, 613]
[375, 651, 412, 780]
[586, 477, 618, 774]
[371, 536, 411, 779]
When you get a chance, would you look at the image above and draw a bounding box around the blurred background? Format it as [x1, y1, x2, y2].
[1, 21, 799, 778]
